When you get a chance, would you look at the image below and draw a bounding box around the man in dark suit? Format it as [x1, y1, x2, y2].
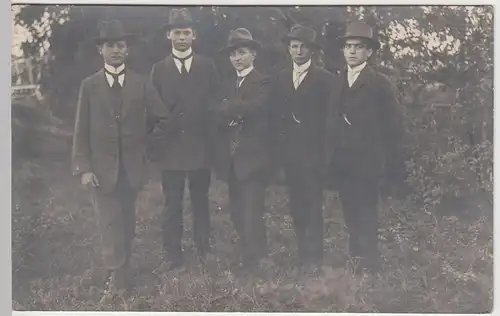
[327, 21, 405, 275]
[150, 8, 219, 270]
[212, 28, 271, 272]
[72, 20, 169, 291]
[270, 24, 335, 273]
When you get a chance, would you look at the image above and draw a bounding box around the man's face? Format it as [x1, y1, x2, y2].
[229, 46, 256, 72]
[343, 38, 373, 67]
[99, 40, 128, 66]
[167, 28, 196, 52]
[288, 39, 313, 65]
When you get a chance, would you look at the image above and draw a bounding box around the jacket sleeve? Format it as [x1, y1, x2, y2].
[150, 63, 162, 98]
[215, 76, 272, 119]
[149, 62, 181, 134]
[378, 74, 407, 177]
[268, 73, 286, 138]
[207, 60, 221, 109]
[71, 79, 91, 176]
[323, 76, 340, 172]
[144, 77, 169, 134]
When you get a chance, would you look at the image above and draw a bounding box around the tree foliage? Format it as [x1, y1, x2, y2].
[13, 5, 493, 215]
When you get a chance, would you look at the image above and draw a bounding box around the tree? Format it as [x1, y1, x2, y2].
[13, 5, 493, 215]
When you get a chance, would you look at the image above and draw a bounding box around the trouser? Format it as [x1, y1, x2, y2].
[161, 169, 211, 258]
[284, 163, 324, 265]
[228, 162, 268, 265]
[336, 173, 380, 269]
[91, 163, 137, 271]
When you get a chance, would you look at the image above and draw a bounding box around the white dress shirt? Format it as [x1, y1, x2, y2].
[172, 47, 193, 74]
[104, 63, 125, 87]
[228, 66, 254, 127]
[347, 61, 367, 87]
[292, 59, 311, 90]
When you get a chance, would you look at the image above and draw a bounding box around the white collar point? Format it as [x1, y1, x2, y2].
[236, 66, 254, 78]
[172, 47, 193, 59]
[347, 62, 367, 73]
[293, 59, 312, 73]
[104, 63, 125, 74]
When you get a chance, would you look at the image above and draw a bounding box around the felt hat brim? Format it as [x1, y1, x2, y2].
[282, 35, 322, 50]
[163, 21, 197, 31]
[220, 39, 262, 54]
[340, 35, 380, 50]
[92, 34, 138, 44]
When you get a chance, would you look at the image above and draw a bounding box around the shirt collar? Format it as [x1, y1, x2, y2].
[104, 63, 125, 74]
[172, 47, 193, 59]
[347, 61, 367, 74]
[293, 59, 312, 73]
[236, 65, 254, 78]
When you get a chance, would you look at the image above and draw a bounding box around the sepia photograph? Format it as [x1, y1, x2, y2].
[11, 4, 493, 313]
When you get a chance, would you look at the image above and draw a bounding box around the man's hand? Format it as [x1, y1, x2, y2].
[81, 172, 99, 188]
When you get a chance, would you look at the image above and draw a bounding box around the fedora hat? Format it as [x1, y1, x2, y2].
[220, 28, 262, 54]
[92, 20, 137, 44]
[340, 21, 380, 49]
[282, 24, 321, 49]
[164, 8, 196, 31]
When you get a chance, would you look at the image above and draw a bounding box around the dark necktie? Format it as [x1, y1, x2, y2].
[173, 53, 193, 75]
[230, 75, 247, 155]
[236, 76, 245, 89]
[104, 69, 125, 89]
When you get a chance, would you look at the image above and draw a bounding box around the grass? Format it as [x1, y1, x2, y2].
[12, 117, 493, 313]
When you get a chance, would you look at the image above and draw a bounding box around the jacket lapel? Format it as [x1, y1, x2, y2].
[164, 55, 179, 76]
[281, 68, 295, 96]
[94, 69, 116, 117]
[239, 69, 260, 92]
[94, 68, 139, 118]
[348, 66, 372, 93]
[338, 68, 348, 94]
[120, 69, 139, 117]
[294, 65, 318, 97]
[189, 54, 198, 75]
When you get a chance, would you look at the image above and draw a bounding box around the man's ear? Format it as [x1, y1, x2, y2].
[97, 44, 103, 55]
[367, 48, 373, 59]
[166, 30, 172, 40]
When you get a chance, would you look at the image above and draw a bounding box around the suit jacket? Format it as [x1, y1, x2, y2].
[327, 65, 405, 182]
[211, 69, 272, 182]
[150, 54, 219, 170]
[270, 65, 336, 177]
[71, 68, 169, 194]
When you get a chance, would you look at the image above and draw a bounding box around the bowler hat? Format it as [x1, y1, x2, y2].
[340, 21, 380, 49]
[164, 8, 196, 31]
[282, 24, 321, 49]
[92, 20, 137, 44]
[220, 28, 262, 54]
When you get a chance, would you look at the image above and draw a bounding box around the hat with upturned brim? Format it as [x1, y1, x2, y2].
[340, 21, 380, 50]
[220, 28, 262, 54]
[163, 8, 197, 31]
[282, 24, 322, 50]
[92, 20, 138, 44]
